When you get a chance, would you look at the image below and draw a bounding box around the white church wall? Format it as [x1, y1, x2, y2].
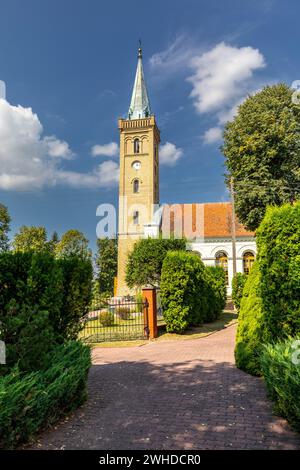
[187, 239, 257, 296]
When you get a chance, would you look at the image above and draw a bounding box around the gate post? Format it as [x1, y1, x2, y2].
[142, 286, 158, 339]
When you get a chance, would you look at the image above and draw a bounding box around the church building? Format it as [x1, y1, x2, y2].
[116, 47, 256, 296]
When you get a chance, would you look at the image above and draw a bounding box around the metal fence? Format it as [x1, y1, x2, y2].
[80, 298, 149, 344]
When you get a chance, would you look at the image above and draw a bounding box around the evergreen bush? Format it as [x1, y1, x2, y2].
[231, 272, 247, 313]
[58, 256, 93, 340]
[257, 202, 300, 338]
[161, 251, 206, 332]
[99, 310, 114, 326]
[234, 262, 265, 375]
[0, 251, 93, 374]
[205, 266, 227, 321]
[160, 252, 225, 333]
[261, 337, 300, 431]
[117, 306, 131, 320]
[0, 341, 91, 449]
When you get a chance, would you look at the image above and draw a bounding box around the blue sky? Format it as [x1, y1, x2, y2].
[0, 0, 299, 251]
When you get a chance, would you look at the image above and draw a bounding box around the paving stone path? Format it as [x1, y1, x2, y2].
[31, 324, 300, 450]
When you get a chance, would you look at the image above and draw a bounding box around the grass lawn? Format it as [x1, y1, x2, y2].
[86, 310, 237, 347]
[155, 310, 238, 342]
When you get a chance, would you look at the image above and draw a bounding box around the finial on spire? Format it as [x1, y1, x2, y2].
[138, 39, 142, 58]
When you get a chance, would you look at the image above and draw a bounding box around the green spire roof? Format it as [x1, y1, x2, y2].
[128, 46, 151, 120]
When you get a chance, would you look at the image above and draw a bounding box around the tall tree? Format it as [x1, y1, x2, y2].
[126, 237, 186, 288]
[223, 83, 300, 231]
[55, 229, 91, 259]
[48, 231, 60, 254]
[0, 203, 11, 252]
[13, 226, 48, 253]
[95, 237, 117, 295]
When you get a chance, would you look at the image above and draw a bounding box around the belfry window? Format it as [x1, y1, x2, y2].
[133, 179, 139, 193]
[215, 251, 229, 285]
[134, 138, 140, 154]
[243, 251, 255, 275]
[133, 211, 139, 225]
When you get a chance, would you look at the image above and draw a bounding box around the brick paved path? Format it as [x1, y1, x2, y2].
[31, 324, 300, 450]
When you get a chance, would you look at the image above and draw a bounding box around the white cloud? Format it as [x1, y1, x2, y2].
[160, 142, 183, 166]
[203, 127, 223, 144]
[188, 42, 265, 115]
[56, 161, 119, 188]
[0, 98, 119, 190]
[91, 142, 119, 157]
[44, 136, 73, 159]
[149, 35, 198, 77]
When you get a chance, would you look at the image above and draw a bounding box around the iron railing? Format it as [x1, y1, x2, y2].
[80, 298, 149, 344]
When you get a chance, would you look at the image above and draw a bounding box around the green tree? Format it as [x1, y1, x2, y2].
[126, 237, 186, 288]
[55, 229, 91, 259]
[0, 203, 11, 252]
[95, 237, 117, 295]
[13, 226, 48, 253]
[223, 83, 300, 230]
[48, 231, 60, 254]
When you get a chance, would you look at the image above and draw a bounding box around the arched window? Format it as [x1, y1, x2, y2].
[134, 138, 140, 154]
[133, 211, 139, 225]
[133, 179, 139, 193]
[216, 251, 229, 285]
[243, 251, 255, 275]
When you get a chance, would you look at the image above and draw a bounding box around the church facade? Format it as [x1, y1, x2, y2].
[116, 47, 256, 296]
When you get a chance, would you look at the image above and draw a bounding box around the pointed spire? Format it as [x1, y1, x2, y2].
[128, 43, 151, 120]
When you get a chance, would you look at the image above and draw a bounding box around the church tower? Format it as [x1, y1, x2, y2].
[116, 46, 160, 296]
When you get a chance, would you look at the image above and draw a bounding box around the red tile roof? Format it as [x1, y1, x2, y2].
[161, 202, 254, 240]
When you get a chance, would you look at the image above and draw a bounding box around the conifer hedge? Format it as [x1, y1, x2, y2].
[231, 272, 247, 313]
[235, 202, 300, 375]
[0, 251, 92, 374]
[234, 262, 265, 375]
[257, 202, 300, 338]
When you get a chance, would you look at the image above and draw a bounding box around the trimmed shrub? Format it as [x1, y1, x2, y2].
[117, 306, 131, 320]
[257, 202, 300, 339]
[2, 302, 56, 374]
[261, 337, 300, 431]
[99, 310, 114, 326]
[231, 272, 247, 313]
[161, 251, 209, 333]
[0, 341, 91, 449]
[235, 262, 265, 375]
[0, 252, 93, 375]
[205, 266, 227, 322]
[58, 256, 93, 340]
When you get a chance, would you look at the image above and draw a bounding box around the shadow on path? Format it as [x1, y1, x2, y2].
[29, 355, 300, 450]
